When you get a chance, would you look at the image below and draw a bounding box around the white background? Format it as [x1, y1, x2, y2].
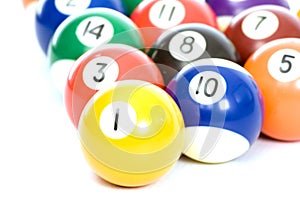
[1, 0, 300, 199]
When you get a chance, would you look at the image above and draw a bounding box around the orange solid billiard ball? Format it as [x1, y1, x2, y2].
[244, 38, 300, 141]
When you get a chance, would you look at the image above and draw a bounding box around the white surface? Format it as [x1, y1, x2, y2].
[1, 1, 300, 199]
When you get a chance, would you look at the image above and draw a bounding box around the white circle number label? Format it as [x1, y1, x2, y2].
[100, 102, 137, 139]
[242, 10, 279, 40]
[76, 16, 114, 47]
[189, 71, 227, 105]
[83, 56, 119, 90]
[169, 31, 207, 61]
[149, 0, 186, 29]
[55, 0, 91, 15]
[268, 49, 300, 82]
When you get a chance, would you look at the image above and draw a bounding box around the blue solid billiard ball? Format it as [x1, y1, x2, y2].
[35, 0, 127, 53]
[166, 58, 264, 163]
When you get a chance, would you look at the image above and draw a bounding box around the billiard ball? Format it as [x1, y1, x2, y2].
[48, 7, 144, 94]
[122, 0, 143, 15]
[225, 5, 300, 64]
[206, 0, 290, 31]
[35, 0, 127, 53]
[78, 80, 184, 187]
[130, 0, 218, 48]
[65, 43, 164, 127]
[244, 38, 300, 141]
[166, 58, 264, 163]
[148, 23, 240, 85]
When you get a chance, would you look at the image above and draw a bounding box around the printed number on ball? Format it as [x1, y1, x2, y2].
[76, 16, 114, 47]
[55, 0, 92, 15]
[242, 10, 279, 40]
[82, 56, 119, 90]
[149, 0, 186, 29]
[169, 31, 207, 61]
[189, 71, 227, 105]
[268, 49, 300, 82]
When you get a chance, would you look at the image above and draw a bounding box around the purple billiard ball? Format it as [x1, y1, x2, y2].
[166, 58, 264, 163]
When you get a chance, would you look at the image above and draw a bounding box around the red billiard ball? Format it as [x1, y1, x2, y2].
[65, 44, 164, 127]
[225, 5, 300, 64]
[130, 0, 218, 48]
[244, 38, 300, 141]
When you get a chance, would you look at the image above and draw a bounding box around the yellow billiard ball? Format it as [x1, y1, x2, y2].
[78, 80, 185, 187]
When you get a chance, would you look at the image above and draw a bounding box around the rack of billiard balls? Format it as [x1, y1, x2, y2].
[24, 0, 300, 187]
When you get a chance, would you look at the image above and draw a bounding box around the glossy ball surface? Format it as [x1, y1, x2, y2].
[130, 0, 218, 48]
[65, 44, 164, 127]
[166, 58, 264, 163]
[122, 0, 143, 15]
[78, 80, 184, 187]
[225, 5, 300, 64]
[244, 38, 300, 141]
[35, 0, 126, 53]
[148, 23, 240, 84]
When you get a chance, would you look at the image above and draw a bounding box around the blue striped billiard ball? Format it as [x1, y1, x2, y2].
[166, 58, 264, 163]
